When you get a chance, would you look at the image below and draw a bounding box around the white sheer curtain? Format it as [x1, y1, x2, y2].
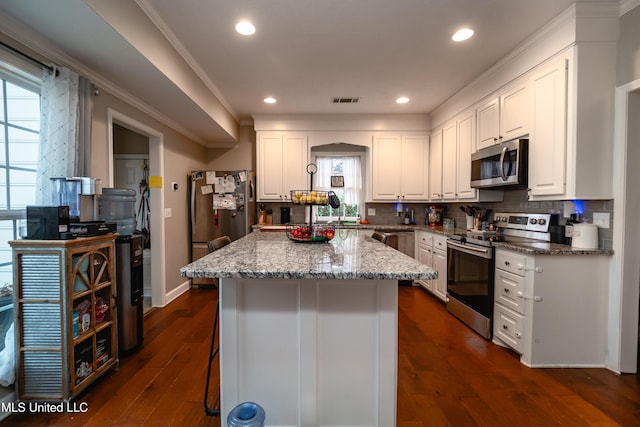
[36, 66, 89, 204]
[315, 155, 362, 205]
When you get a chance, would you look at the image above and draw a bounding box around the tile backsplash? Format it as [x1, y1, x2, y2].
[259, 188, 614, 249]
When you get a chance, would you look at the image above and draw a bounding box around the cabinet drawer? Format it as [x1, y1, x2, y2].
[495, 250, 528, 276]
[493, 304, 524, 354]
[415, 231, 433, 246]
[495, 269, 526, 315]
[433, 234, 447, 252]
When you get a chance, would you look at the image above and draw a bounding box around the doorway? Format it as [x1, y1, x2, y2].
[114, 152, 151, 312]
[612, 81, 640, 373]
[107, 109, 166, 311]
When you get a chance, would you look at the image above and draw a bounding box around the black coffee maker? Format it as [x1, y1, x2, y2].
[280, 207, 291, 224]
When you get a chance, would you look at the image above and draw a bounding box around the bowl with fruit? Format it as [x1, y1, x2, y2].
[286, 224, 335, 243]
[290, 190, 329, 205]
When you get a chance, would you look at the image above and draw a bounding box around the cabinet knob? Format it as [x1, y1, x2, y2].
[502, 325, 509, 330]
[504, 261, 510, 266]
[493, 137, 498, 142]
[504, 288, 510, 293]
[515, 332, 522, 338]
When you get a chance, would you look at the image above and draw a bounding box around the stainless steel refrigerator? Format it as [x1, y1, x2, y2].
[188, 170, 255, 285]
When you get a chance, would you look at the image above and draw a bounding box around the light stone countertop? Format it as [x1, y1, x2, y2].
[180, 229, 438, 280]
[252, 224, 615, 256]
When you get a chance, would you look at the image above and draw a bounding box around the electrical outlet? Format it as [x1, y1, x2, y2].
[593, 212, 610, 229]
[367, 208, 376, 216]
[164, 208, 172, 218]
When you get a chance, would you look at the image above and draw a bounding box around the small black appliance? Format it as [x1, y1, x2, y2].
[280, 207, 291, 224]
[26, 205, 71, 239]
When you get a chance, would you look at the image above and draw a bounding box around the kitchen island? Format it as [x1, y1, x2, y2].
[180, 229, 437, 427]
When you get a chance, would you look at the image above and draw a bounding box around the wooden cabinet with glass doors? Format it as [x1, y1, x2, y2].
[10, 234, 118, 401]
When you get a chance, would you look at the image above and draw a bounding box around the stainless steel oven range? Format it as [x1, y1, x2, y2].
[446, 212, 555, 339]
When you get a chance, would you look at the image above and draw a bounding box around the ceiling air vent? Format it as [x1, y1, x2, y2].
[332, 97, 361, 104]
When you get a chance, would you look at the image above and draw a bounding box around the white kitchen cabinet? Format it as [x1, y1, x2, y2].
[476, 79, 529, 151]
[433, 110, 502, 203]
[428, 129, 443, 201]
[528, 54, 568, 198]
[476, 97, 500, 150]
[441, 120, 457, 200]
[257, 133, 308, 201]
[528, 44, 614, 201]
[414, 231, 433, 291]
[493, 248, 610, 367]
[431, 238, 447, 302]
[414, 230, 447, 302]
[455, 109, 477, 200]
[371, 134, 428, 201]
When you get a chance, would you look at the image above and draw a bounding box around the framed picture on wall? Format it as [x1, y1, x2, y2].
[331, 175, 344, 187]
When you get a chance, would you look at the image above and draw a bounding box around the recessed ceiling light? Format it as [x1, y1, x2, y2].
[452, 28, 474, 42]
[396, 97, 410, 104]
[264, 97, 277, 104]
[235, 21, 256, 36]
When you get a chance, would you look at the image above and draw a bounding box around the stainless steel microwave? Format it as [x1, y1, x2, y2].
[470, 138, 528, 190]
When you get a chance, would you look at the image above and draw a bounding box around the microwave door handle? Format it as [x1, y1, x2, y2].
[499, 146, 509, 181]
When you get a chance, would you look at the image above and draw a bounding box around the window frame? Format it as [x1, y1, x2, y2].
[312, 151, 365, 222]
[0, 49, 42, 286]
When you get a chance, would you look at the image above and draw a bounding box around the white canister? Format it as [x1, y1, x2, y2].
[571, 223, 598, 249]
[466, 215, 474, 230]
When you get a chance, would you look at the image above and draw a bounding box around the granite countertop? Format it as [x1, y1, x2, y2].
[253, 224, 614, 256]
[180, 229, 438, 280]
[416, 226, 614, 256]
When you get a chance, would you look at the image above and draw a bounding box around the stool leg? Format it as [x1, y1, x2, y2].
[204, 300, 220, 416]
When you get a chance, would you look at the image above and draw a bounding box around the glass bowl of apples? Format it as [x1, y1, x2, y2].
[286, 224, 335, 243]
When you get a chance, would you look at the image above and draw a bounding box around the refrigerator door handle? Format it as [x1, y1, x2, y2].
[191, 179, 196, 233]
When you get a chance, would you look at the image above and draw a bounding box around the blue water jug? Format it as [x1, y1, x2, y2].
[227, 402, 265, 427]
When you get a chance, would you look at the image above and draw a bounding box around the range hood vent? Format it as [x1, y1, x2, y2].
[332, 97, 361, 104]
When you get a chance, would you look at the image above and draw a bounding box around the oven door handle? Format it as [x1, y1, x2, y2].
[447, 240, 492, 259]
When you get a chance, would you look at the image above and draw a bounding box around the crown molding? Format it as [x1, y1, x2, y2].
[621, 0, 640, 15]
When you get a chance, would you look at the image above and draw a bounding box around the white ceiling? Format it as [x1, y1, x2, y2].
[0, 0, 581, 147]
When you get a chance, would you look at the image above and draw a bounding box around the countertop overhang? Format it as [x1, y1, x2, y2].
[180, 229, 438, 280]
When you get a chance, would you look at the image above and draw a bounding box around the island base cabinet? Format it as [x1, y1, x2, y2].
[219, 278, 398, 427]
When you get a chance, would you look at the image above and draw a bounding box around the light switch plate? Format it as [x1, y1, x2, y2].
[593, 212, 610, 229]
[164, 208, 172, 218]
[367, 208, 376, 216]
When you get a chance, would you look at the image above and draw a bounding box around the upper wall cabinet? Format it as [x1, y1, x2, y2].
[257, 133, 308, 201]
[528, 44, 614, 201]
[476, 79, 530, 150]
[441, 120, 457, 200]
[455, 109, 478, 200]
[528, 54, 568, 198]
[428, 129, 443, 201]
[371, 134, 428, 202]
[432, 111, 502, 203]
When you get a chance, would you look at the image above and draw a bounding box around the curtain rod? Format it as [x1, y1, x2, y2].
[0, 40, 58, 75]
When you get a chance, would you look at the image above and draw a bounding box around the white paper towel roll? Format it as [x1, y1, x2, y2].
[572, 223, 598, 249]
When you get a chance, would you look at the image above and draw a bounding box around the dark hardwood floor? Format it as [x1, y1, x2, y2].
[6, 285, 639, 426]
